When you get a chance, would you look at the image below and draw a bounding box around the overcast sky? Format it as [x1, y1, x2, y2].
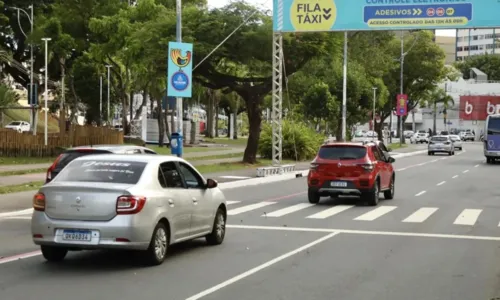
[206, 0, 456, 37]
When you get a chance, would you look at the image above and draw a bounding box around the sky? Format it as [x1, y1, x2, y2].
[206, 0, 456, 37]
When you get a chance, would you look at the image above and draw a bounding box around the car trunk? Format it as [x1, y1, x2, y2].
[41, 182, 134, 221]
[314, 145, 368, 178]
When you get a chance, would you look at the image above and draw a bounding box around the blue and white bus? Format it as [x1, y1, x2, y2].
[484, 114, 500, 164]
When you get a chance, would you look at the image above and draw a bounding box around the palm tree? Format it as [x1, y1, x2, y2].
[424, 87, 454, 134]
[0, 83, 20, 126]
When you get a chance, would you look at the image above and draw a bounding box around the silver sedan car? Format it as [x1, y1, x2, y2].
[31, 154, 227, 265]
[428, 135, 455, 156]
[449, 135, 463, 150]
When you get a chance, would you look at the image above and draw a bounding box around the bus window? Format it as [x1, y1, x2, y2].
[487, 117, 500, 135]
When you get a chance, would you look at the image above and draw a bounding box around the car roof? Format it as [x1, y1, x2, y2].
[323, 142, 368, 147]
[71, 153, 182, 164]
[67, 144, 152, 152]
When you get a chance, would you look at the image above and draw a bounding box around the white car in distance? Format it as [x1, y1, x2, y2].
[5, 121, 30, 132]
[449, 135, 463, 150]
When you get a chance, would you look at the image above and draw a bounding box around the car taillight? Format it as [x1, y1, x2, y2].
[358, 163, 374, 171]
[33, 193, 46, 211]
[310, 163, 319, 171]
[116, 196, 146, 214]
[46, 154, 63, 182]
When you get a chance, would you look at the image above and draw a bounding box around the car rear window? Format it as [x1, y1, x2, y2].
[54, 160, 146, 184]
[318, 146, 367, 160]
[431, 137, 448, 142]
[55, 150, 111, 170]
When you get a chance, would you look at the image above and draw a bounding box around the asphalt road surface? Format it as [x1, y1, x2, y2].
[1, 143, 500, 300]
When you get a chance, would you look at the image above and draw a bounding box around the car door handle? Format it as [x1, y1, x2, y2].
[168, 199, 174, 206]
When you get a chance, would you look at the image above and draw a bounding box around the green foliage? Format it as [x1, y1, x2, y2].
[454, 54, 500, 80]
[0, 83, 19, 106]
[258, 120, 323, 161]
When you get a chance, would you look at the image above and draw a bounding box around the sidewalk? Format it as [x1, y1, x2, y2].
[0, 148, 245, 173]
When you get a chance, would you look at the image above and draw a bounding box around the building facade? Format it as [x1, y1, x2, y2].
[456, 29, 500, 60]
[435, 36, 456, 65]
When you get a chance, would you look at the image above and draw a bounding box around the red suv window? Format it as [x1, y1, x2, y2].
[317, 145, 366, 160]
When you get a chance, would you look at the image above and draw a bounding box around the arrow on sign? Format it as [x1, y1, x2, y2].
[412, 8, 422, 15]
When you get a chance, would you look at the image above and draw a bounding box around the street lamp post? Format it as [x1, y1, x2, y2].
[99, 76, 103, 124]
[42, 38, 51, 146]
[372, 87, 377, 141]
[105, 65, 112, 124]
[10, 5, 35, 135]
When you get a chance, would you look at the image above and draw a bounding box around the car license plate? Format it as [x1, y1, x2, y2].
[62, 230, 92, 241]
[331, 181, 347, 187]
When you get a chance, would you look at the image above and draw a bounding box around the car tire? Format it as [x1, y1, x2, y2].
[365, 180, 379, 206]
[308, 189, 320, 204]
[459, 147, 462, 151]
[448, 151, 453, 156]
[384, 174, 395, 200]
[428, 151, 433, 156]
[144, 222, 169, 266]
[41, 246, 68, 262]
[206, 208, 226, 245]
[487, 157, 493, 164]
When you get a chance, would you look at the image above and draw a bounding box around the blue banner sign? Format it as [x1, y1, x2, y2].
[273, 0, 497, 32]
[167, 42, 193, 98]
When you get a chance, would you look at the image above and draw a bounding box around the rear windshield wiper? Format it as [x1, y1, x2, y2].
[337, 156, 357, 160]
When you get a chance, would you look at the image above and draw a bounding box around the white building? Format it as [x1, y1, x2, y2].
[456, 28, 500, 60]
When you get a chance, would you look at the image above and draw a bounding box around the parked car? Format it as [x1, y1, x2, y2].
[462, 131, 475, 141]
[32, 154, 227, 265]
[428, 135, 455, 156]
[45, 145, 157, 183]
[410, 133, 428, 144]
[5, 121, 30, 132]
[307, 141, 396, 206]
[449, 135, 463, 150]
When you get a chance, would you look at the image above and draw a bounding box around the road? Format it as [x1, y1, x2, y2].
[1, 143, 500, 300]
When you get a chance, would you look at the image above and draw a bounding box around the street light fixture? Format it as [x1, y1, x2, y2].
[42, 38, 51, 146]
[10, 5, 34, 134]
[105, 65, 112, 124]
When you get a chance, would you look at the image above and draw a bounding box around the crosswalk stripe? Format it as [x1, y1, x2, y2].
[228, 202, 276, 216]
[402, 207, 438, 223]
[354, 206, 397, 221]
[454, 209, 482, 225]
[306, 205, 354, 219]
[263, 203, 315, 217]
[226, 201, 241, 205]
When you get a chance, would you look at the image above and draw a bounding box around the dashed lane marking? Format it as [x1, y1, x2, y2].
[415, 191, 426, 197]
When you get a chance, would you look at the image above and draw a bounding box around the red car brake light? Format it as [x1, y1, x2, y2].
[46, 154, 63, 182]
[358, 163, 375, 171]
[310, 163, 319, 171]
[33, 193, 46, 211]
[116, 196, 146, 214]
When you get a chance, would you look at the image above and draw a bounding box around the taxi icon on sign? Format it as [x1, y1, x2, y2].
[446, 7, 454, 16]
[436, 7, 445, 16]
[427, 8, 435, 16]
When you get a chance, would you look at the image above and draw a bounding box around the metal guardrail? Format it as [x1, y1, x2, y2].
[256, 164, 296, 177]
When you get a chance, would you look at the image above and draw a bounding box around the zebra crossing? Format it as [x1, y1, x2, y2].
[225, 201, 497, 227]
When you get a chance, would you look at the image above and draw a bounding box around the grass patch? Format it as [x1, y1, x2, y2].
[0, 168, 47, 177]
[0, 181, 44, 194]
[189, 152, 242, 161]
[204, 137, 248, 147]
[0, 157, 56, 166]
[196, 159, 296, 174]
[388, 143, 408, 150]
[148, 145, 230, 155]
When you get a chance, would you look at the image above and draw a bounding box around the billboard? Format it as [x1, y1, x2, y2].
[459, 96, 500, 120]
[396, 94, 408, 116]
[167, 42, 193, 98]
[273, 0, 498, 32]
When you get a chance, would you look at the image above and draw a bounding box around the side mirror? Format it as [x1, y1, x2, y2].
[388, 157, 396, 163]
[206, 178, 218, 189]
[387, 147, 393, 152]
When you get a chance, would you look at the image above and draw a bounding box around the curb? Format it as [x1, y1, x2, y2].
[391, 150, 427, 158]
[219, 170, 309, 190]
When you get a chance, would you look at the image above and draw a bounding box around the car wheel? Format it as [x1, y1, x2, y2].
[365, 180, 379, 206]
[459, 147, 462, 151]
[144, 222, 169, 266]
[206, 208, 226, 245]
[308, 189, 320, 204]
[487, 157, 492, 164]
[448, 151, 453, 156]
[384, 174, 395, 200]
[41, 246, 67, 262]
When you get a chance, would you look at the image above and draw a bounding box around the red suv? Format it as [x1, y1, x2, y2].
[307, 142, 396, 206]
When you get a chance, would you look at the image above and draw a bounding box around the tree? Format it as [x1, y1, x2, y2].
[0, 82, 19, 125]
[423, 87, 454, 134]
[454, 53, 500, 81]
[192, 2, 333, 163]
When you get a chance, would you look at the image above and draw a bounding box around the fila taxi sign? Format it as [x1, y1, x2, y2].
[273, 0, 498, 32]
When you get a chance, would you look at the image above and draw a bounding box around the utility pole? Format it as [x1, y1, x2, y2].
[99, 76, 103, 124]
[372, 87, 377, 141]
[341, 31, 347, 141]
[106, 65, 112, 124]
[175, 0, 183, 139]
[400, 31, 404, 146]
[42, 38, 51, 146]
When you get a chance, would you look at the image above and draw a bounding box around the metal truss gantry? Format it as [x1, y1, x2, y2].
[271, 32, 283, 166]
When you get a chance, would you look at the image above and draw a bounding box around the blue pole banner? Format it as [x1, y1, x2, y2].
[167, 42, 193, 98]
[273, 0, 497, 32]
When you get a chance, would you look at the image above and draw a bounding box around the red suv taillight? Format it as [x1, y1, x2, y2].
[33, 193, 46, 211]
[358, 162, 375, 172]
[46, 154, 63, 182]
[310, 163, 319, 171]
[116, 196, 146, 214]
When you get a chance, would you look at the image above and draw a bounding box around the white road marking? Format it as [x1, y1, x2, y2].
[219, 175, 252, 179]
[227, 202, 276, 215]
[437, 181, 446, 186]
[431, 159, 438, 163]
[452, 175, 458, 179]
[402, 207, 438, 223]
[454, 209, 482, 226]
[463, 170, 469, 173]
[185, 232, 339, 300]
[354, 206, 397, 221]
[417, 163, 426, 166]
[396, 168, 407, 171]
[474, 164, 479, 168]
[0, 250, 41, 265]
[441, 157, 448, 160]
[0, 208, 33, 218]
[2, 216, 32, 220]
[306, 205, 354, 219]
[225, 201, 241, 205]
[456, 152, 462, 155]
[415, 191, 426, 197]
[264, 203, 315, 217]
[228, 224, 500, 241]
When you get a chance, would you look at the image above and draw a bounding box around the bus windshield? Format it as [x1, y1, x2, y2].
[487, 117, 500, 135]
